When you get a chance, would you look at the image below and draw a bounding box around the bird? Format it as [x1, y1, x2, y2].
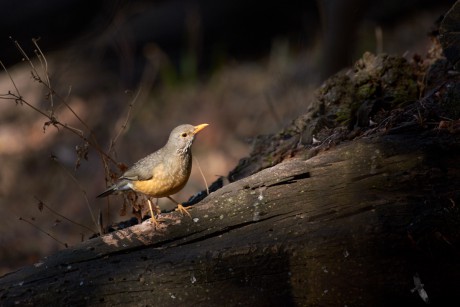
[97, 123, 209, 225]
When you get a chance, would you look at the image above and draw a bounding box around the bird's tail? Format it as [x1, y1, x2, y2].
[96, 187, 116, 198]
[96, 180, 132, 198]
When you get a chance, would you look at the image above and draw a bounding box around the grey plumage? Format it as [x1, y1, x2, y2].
[97, 124, 208, 198]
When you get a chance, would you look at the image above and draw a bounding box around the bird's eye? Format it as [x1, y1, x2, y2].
[181, 132, 187, 137]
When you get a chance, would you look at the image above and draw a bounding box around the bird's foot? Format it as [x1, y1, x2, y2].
[175, 204, 192, 218]
[149, 214, 160, 228]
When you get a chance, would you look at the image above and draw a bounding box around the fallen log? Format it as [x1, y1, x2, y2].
[1, 132, 459, 306]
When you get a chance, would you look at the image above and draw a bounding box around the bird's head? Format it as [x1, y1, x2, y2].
[167, 123, 209, 155]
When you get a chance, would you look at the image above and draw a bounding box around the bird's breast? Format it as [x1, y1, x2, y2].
[132, 155, 192, 197]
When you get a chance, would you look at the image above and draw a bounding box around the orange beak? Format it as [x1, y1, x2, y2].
[193, 123, 209, 135]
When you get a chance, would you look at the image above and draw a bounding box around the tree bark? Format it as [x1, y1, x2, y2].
[1, 132, 459, 306]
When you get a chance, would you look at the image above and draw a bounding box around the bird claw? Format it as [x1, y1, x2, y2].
[150, 215, 160, 228]
[176, 204, 192, 218]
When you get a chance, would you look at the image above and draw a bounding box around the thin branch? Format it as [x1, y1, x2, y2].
[0, 90, 49, 118]
[0, 90, 118, 167]
[0, 61, 22, 98]
[194, 156, 209, 195]
[32, 38, 54, 110]
[109, 88, 142, 154]
[12, 38, 37, 72]
[52, 156, 102, 235]
[10, 39, 119, 167]
[2, 38, 127, 233]
[34, 196, 97, 234]
[19, 217, 68, 248]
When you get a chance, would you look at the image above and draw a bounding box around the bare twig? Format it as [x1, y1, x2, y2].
[51, 155, 102, 235]
[8, 39, 120, 168]
[34, 196, 97, 234]
[19, 216, 68, 248]
[0, 60, 21, 98]
[0, 83, 118, 167]
[109, 88, 142, 154]
[32, 38, 54, 110]
[1, 38, 139, 234]
[194, 156, 209, 195]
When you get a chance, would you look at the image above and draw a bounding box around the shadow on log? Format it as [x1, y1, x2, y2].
[2, 4, 460, 305]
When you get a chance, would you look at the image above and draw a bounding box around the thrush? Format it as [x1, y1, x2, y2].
[97, 123, 208, 224]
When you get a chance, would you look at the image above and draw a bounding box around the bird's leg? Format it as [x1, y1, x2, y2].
[167, 196, 192, 218]
[147, 198, 159, 227]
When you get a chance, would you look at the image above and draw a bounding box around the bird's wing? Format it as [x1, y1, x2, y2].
[122, 163, 152, 181]
[121, 151, 161, 181]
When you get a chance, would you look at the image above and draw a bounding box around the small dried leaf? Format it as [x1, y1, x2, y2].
[43, 116, 59, 132]
[109, 171, 119, 181]
[118, 162, 128, 172]
[52, 219, 62, 227]
[37, 200, 44, 212]
[75, 142, 89, 170]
